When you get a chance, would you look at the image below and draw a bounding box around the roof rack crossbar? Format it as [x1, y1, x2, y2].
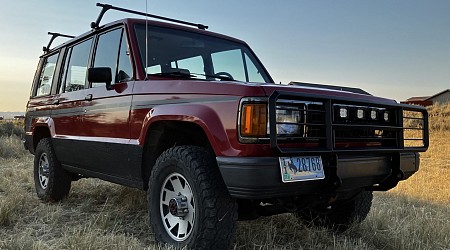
[43, 32, 75, 52]
[91, 3, 208, 30]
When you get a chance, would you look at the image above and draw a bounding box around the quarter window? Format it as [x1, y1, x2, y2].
[117, 32, 133, 82]
[35, 53, 59, 96]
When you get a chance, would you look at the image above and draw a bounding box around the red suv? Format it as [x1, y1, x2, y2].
[24, 3, 429, 249]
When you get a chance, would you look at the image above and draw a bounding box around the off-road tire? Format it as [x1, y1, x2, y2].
[34, 138, 71, 201]
[297, 191, 373, 231]
[148, 146, 238, 249]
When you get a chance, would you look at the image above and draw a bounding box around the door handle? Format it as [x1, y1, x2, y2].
[85, 94, 93, 101]
[52, 99, 60, 105]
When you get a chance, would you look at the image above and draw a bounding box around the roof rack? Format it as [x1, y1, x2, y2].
[91, 3, 208, 30]
[43, 32, 75, 52]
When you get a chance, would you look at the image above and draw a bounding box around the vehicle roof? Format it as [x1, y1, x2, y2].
[44, 18, 248, 56]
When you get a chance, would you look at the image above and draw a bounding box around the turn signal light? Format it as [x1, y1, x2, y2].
[240, 103, 267, 137]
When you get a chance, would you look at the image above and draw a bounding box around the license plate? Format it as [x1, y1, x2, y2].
[279, 156, 325, 183]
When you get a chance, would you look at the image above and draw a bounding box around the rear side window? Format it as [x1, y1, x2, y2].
[35, 53, 59, 97]
[60, 38, 93, 93]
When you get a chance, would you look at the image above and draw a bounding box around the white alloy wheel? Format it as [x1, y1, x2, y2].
[159, 173, 195, 241]
[38, 153, 50, 189]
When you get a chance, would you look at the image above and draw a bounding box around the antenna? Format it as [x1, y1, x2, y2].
[43, 32, 75, 52]
[91, 3, 208, 30]
[145, 0, 148, 79]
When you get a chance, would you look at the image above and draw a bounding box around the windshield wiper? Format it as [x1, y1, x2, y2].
[150, 71, 197, 79]
[149, 71, 235, 81]
[190, 73, 234, 81]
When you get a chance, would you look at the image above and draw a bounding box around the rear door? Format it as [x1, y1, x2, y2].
[51, 38, 94, 167]
[81, 27, 136, 179]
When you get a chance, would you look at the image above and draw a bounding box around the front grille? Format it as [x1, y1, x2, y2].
[268, 90, 428, 154]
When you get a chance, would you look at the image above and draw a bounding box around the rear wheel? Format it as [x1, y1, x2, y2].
[297, 191, 373, 231]
[33, 138, 71, 201]
[148, 146, 237, 249]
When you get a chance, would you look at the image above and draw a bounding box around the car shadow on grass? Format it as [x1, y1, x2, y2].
[234, 192, 449, 250]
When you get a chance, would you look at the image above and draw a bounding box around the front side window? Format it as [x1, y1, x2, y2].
[92, 29, 121, 88]
[35, 53, 59, 96]
[92, 28, 133, 88]
[60, 38, 93, 93]
[135, 24, 272, 83]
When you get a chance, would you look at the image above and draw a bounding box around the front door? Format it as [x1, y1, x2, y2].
[81, 27, 137, 180]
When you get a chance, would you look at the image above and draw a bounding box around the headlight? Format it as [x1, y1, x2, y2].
[276, 107, 301, 135]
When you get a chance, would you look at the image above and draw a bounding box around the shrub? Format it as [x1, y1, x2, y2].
[0, 122, 24, 138]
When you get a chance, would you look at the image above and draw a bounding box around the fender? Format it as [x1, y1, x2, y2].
[139, 102, 241, 157]
[23, 116, 56, 153]
[26, 116, 56, 138]
[31, 116, 56, 137]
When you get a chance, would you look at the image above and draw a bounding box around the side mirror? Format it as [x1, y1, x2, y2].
[87, 67, 113, 90]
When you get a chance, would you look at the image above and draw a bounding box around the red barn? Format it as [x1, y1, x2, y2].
[401, 96, 432, 106]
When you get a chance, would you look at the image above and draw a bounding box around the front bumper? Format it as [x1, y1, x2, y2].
[217, 152, 419, 199]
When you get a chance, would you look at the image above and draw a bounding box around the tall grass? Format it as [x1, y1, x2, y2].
[0, 136, 27, 159]
[0, 121, 26, 159]
[427, 103, 450, 131]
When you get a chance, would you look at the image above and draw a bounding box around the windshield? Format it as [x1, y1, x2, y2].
[134, 24, 272, 83]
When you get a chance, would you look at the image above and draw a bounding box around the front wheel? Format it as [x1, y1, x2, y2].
[33, 138, 71, 201]
[297, 191, 373, 231]
[148, 146, 237, 249]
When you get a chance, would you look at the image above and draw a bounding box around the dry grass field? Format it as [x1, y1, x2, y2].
[0, 105, 449, 249]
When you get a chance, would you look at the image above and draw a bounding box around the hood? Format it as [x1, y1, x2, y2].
[260, 83, 397, 105]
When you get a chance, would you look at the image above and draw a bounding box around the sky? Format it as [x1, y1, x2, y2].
[0, 0, 449, 111]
